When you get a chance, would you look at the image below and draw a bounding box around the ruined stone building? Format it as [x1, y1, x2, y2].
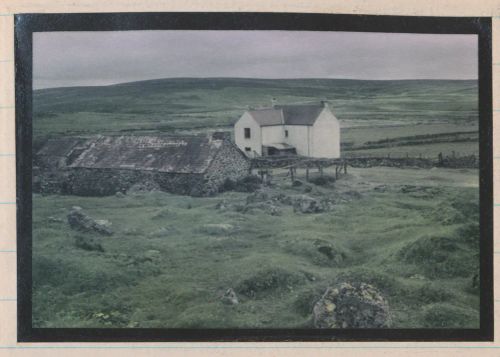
[234, 101, 341, 158]
[34, 134, 250, 196]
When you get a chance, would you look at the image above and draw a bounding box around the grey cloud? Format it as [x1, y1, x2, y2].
[33, 30, 477, 89]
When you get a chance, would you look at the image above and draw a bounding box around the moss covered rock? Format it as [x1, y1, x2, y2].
[313, 282, 390, 328]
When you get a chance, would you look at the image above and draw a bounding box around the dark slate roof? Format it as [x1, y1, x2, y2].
[37, 135, 243, 174]
[248, 108, 283, 126]
[36, 137, 90, 158]
[278, 104, 325, 125]
[248, 103, 326, 126]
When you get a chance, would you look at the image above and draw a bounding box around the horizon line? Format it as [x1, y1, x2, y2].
[33, 76, 479, 91]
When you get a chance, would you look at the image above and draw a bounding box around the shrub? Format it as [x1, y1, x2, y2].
[74, 235, 104, 252]
[235, 175, 263, 192]
[282, 238, 349, 267]
[420, 303, 478, 328]
[221, 178, 236, 191]
[454, 222, 479, 247]
[293, 287, 325, 316]
[398, 235, 477, 278]
[414, 283, 453, 304]
[237, 268, 305, 298]
[309, 175, 336, 186]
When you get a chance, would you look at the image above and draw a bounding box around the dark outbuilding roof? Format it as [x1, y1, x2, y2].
[38, 135, 246, 174]
[248, 103, 327, 127]
[36, 137, 89, 159]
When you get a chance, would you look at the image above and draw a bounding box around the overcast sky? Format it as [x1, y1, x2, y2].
[33, 30, 478, 89]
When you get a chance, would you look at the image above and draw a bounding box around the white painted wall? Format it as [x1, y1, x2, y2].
[261, 126, 284, 145]
[311, 108, 341, 158]
[234, 112, 262, 157]
[284, 125, 310, 156]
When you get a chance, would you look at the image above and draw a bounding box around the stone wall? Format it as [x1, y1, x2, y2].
[155, 172, 206, 196]
[203, 142, 251, 195]
[55, 168, 206, 197]
[33, 139, 251, 197]
[34, 145, 250, 197]
[346, 156, 478, 169]
[65, 168, 152, 196]
[346, 157, 435, 169]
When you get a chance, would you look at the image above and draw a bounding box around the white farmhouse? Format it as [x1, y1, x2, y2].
[234, 102, 340, 158]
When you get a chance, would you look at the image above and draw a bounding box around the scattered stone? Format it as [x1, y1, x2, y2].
[95, 219, 112, 228]
[373, 185, 388, 192]
[122, 227, 143, 236]
[302, 271, 316, 282]
[409, 274, 426, 280]
[115, 191, 126, 198]
[293, 195, 324, 214]
[313, 282, 390, 328]
[319, 198, 335, 212]
[74, 234, 104, 252]
[221, 288, 239, 305]
[246, 191, 269, 204]
[303, 185, 313, 193]
[47, 216, 63, 223]
[201, 223, 235, 235]
[244, 201, 282, 216]
[292, 180, 303, 187]
[67, 206, 113, 236]
[266, 204, 281, 216]
[215, 200, 230, 211]
[141, 249, 161, 262]
[148, 227, 174, 238]
[274, 193, 293, 205]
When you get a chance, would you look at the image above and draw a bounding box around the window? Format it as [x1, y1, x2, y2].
[244, 128, 251, 139]
[245, 147, 251, 152]
[285, 130, 289, 138]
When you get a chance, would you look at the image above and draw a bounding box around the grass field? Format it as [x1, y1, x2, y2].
[33, 78, 478, 152]
[32, 78, 480, 328]
[32, 167, 479, 328]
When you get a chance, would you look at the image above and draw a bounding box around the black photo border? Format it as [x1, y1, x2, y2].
[15, 12, 494, 342]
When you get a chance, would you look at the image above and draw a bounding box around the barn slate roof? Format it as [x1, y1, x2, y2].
[248, 108, 283, 126]
[248, 103, 326, 127]
[38, 135, 243, 174]
[36, 137, 90, 159]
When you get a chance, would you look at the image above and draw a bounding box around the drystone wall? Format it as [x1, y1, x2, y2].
[36, 167, 207, 197]
[34, 147, 250, 197]
[203, 143, 252, 195]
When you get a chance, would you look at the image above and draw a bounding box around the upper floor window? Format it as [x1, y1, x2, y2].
[285, 130, 289, 138]
[244, 128, 251, 139]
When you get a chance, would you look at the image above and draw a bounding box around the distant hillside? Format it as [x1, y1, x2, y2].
[33, 78, 478, 139]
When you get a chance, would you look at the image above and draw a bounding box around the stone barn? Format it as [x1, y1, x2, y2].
[34, 134, 250, 196]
